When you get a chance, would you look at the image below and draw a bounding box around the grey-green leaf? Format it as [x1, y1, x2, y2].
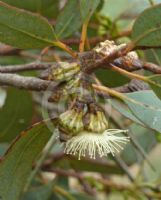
[0, 88, 33, 142]
[110, 99, 144, 125]
[54, 156, 123, 174]
[0, 1, 56, 49]
[0, 121, 52, 200]
[23, 181, 55, 200]
[124, 91, 161, 133]
[55, 0, 81, 39]
[148, 74, 161, 100]
[1, 0, 60, 18]
[79, 0, 100, 22]
[132, 4, 161, 47]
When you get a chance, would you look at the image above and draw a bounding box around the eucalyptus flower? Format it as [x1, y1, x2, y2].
[63, 108, 129, 160]
[64, 129, 129, 160]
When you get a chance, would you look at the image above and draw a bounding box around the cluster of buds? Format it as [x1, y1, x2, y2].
[48, 75, 81, 102]
[58, 101, 129, 160]
[40, 62, 84, 102]
[48, 72, 94, 103]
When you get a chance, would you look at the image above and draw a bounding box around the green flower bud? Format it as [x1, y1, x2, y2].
[87, 111, 108, 133]
[86, 103, 108, 133]
[59, 101, 85, 134]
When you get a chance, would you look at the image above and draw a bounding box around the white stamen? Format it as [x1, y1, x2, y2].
[64, 129, 129, 160]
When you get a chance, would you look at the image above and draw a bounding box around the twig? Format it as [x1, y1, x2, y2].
[0, 73, 56, 91]
[113, 156, 134, 182]
[52, 169, 96, 196]
[143, 62, 161, 74]
[54, 41, 78, 58]
[95, 80, 149, 99]
[63, 30, 131, 46]
[114, 57, 161, 74]
[80, 44, 130, 73]
[0, 62, 51, 73]
[110, 64, 148, 82]
[0, 72, 149, 94]
[79, 21, 89, 52]
[43, 167, 161, 198]
[43, 168, 132, 191]
[0, 44, 20, 56]
[53, 186, 75, 200]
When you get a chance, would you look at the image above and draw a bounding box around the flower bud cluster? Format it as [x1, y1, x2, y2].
[40, 62, 80, 82]
[58, 101, 109, 139]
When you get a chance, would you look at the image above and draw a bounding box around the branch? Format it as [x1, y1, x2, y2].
[79, 42, 138, 73]
[0, 44, 20, 56]
[0, 73, 56, 91]
[0, 62, 52, 73]
[143, 62, 161, 74]
[50, 168, 96, 196]
[80, 49, 161, 74]
[95, 80, 149, 98]
[63, 30, 131, 46]
[0, 71, 149, 95]
[42, 167, 161, 198]
[114, 57, 161, 74]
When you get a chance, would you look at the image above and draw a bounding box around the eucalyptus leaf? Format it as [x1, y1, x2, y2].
[0, 1, 56, 49]
[145, 49, 161, 65]
[23, 181, 55, 200]
[54, 156, 123, 174]
[0, 121, 52, 200]
[144, 144, 161, 181]
[124, 91, 161, 133]
[148, 74, 161, 100]
[95, 69, 129, 87]
[1, 0, 60, 18]
[110, 99, 144, 125]
[0, 88, 33, 142]
[121, 124, 156, 165]
[55, 0, 81, 39]
[100, 0, 148, 21]
[132, 4, 161, 47]
[79, 0, 100, 22]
